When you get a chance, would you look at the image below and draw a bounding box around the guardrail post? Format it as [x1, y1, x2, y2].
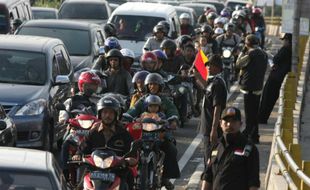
[301, 161, 310, 190]
[288, 144, 302, 189]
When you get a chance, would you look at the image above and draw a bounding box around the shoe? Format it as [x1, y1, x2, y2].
[161, 178, 174, 190]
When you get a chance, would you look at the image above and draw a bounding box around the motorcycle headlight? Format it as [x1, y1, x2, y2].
[77, 119, 94, 129]
[223, 49, 232, 58]
[15, 99, 46, 116]
[93, 155, 114, 169]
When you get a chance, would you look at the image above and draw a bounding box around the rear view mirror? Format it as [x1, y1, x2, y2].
[54, 75, 70, 85]
[0, 120, 7, 130]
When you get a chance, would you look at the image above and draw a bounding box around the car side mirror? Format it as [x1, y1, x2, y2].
[0, 120, 6, 130]
[54, 75, 70, 86]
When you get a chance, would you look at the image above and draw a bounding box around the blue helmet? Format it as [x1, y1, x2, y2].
[152, 49, 168, 60]
[132, 70, 150, 84]
[104, 37, 121, 52]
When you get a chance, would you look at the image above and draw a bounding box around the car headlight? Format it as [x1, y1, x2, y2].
[93, 155, 114, 169]
[78, 119, 94, 129]
[15, 99, 46, 116]
[223, 49, 232, 58]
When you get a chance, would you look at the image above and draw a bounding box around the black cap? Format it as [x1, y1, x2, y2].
[280, 33, 292, 42]
[221, 107, 242, 121]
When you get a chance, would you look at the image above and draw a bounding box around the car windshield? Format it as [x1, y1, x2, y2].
[0, 50, 46, 85]
[32, 10, 57, 19]
[59, 3, 109, 20]
[0, 171, 53, 190]
[182, 5, 204, 17]
[18, 27, 91, 56]
[111, 15, 165, 41]
[226, 2, 247, 10]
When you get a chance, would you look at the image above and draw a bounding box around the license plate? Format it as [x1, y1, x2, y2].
[75, 130, 89, 136]
[142, 132, 158, 140]
[90, 171, 115, 182]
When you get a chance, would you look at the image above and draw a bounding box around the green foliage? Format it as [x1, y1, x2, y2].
[33, 0, 61, 8]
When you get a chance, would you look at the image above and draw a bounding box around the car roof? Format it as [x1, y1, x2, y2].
[174, 6, 195, 12]
[111, 2, 176, 17]
[21, 19, 99, 30]
[179, 2, 216, 8]
[0, 35, 63, 53]
[31, 7, 58, 12]
[63, 0, 107, 3]
[0, 147, 53, 172]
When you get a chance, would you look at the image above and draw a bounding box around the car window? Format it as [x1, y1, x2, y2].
[16, 4, 25, 20]
[111, 15, 165, 41]
[32, 10, 57, 19]
[0, 171, 53, 190]
[52, 57, 60, 79]
[54, 45, 70, 75]
[0, 105, 6, 119]
[18, 27, 91, 56]
[96, 30, 104, 46]
[59, 3, 109, 20]
[0, 50, 46, 85]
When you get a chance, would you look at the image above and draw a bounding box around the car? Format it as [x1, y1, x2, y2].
[32, 7, 59, 19]
[225, 0, 253, 10]
[0, 147, 68, 189]
[179, 3, 217, 17]
[0, 0, 32, 34]
[0, 104, 17, 147]
[0, 35, 73, 150]
[174, 6, 197, 26]
[108, 2, 181, 58]
[58, 0, 112, 26]
[16, 20, 105, 74]
[192, 0, 225, 14]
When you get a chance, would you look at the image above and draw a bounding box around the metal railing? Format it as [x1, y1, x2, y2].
[265, 17, 282, 26]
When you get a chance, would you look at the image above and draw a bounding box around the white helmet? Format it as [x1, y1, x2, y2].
[214, 17, 226, 25]
[179, 13, 191, 20]
[214, 27, 224, 35]
[120, 48, 135, 59]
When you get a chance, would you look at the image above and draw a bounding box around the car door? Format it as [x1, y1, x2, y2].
[50, 45, 72, 142]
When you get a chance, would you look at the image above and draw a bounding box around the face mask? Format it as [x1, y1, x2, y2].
[223, 132, 239, 145]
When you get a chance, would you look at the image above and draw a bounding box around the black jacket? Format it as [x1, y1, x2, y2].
[237, 48, 268, 91]
[271, 45, 292, 81]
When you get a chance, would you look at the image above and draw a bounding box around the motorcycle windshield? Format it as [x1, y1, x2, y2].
[142, 123, 162, 132]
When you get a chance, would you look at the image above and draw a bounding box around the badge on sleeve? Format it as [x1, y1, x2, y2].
[234, 148, 244, 156]
[211, 150, 218, 156]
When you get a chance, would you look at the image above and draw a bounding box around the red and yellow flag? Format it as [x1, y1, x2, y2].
[194, 49, 209, 80]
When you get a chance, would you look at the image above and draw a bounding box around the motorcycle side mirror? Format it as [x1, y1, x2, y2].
[55, 103, 66, 111]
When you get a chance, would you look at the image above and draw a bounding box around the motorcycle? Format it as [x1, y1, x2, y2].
[221, 46, 235, 91]
[254, 26, 265, 46]
[68, 147, 137, 190]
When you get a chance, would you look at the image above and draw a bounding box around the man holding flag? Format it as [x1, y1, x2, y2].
[192, 51, 227, 165]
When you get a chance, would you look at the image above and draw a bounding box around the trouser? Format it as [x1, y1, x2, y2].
[160, 139, 180, 179]
[243, 92, 261, 141]
[203, 127, 223, 166]
[259, 75, 283, 122]
[60, 140, 70, 170]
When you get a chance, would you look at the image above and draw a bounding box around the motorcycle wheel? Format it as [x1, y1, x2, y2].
[139, 162, 149, 190]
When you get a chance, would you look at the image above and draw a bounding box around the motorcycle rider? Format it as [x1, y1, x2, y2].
[120, 48, 135, 75]
[216, 23, 241, 54]
[200, 24, 220, 55]
[102, 49, 134, 96]
[103, 23, 117, 39]
[125, 73, 180, 189]
[160, 39, 183, 74]
[143, 24, 167, 53]
[179, 13, 195, 36]
[252, 7, 266, 49]
[130, 70, 150, 108]
[72, 96, 134, 188]
[60, 71, 101, 174]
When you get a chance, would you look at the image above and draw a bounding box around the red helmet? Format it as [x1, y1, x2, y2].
[252, 8, 262, 15]
[140, 52, 158, 71]
[78, 71, 101, 92]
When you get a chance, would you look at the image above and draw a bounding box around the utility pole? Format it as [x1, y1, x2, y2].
[292, 0, 301, 73]
[271, 0, 275, 17]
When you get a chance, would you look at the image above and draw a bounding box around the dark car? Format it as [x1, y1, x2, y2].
[0, 35, 73, 150]
[0, 147, 68, 189]
[0, 104, 17, 147]
[16, 20, 105, 76]
[32, 7, 59, 19]
[59, 0, 112, 25]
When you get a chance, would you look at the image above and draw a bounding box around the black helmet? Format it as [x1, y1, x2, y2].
[157, 20, 170, 35]
[153, 24, 165, 34]
[224, 23, 235, 31]
[200, 24, 213, 34]
[176, 35, 192, 49]
[160, 39, 177, 52]
[97, 96, 121, 119]
[103, 23, 117, 38]
[106, 49, 123, 60]
[145, 95, 162, 107]
[13, 18, 22, 26]
[144, 73, 164, 91]
[207, 12, 218, 20]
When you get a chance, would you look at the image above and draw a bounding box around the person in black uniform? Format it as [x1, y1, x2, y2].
[236, 34, 267, 144]
[193, 55, 227, 163]
[258, 33, 292, 123]
[201, 106, 260, 190]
